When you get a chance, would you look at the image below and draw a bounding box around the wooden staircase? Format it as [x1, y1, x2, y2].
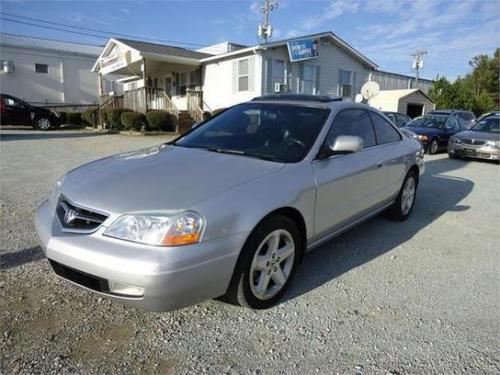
[178, 111, 195, 134]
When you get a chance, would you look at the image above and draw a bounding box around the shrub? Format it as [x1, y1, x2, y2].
[145, 110, 175, 131]
[202, 111, 212, 121]
[65, 112, 82, 125]
[82, 109, 99, 127]
[121, 111, 147, 131]
[106, 108, 132, 130]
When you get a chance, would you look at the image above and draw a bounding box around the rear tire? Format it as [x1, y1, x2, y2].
[448, 152, 457, 159]
[222, 215, 303, 309]
[389, 169, 418, 221]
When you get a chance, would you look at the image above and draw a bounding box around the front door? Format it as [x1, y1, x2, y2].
[312, 109, 384, 238]
[3, 96, 32, 125]
[164, 77, 172, 97]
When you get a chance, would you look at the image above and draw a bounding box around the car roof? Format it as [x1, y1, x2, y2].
[250, 94, 373, 111]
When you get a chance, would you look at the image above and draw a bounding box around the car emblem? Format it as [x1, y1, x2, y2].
[64, 208, 79, 225]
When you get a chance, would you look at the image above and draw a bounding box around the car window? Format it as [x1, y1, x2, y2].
[370, 112, 402, 144]
[458, 112, 475, 121]
[456, 117, 467, 130]
[4, 97, 23, 107]
[408, 116, 447, 129]
[175, 103, 330, 163]
[471, 117, 500, 133]
[385, 113, 396, 123]
[446, 117, 458, 130]
[397, 114, 411, 125]
[327, 109, 376, 148]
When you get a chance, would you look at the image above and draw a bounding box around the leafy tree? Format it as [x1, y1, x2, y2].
[428, 49, 498, 116]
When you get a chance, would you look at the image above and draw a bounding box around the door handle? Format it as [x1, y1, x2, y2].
[376, 161, 383, 168]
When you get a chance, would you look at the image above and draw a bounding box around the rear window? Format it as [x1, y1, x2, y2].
[458, 112, 475, 121]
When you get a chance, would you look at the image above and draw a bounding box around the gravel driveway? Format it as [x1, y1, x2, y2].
[1, 128, 499, 374]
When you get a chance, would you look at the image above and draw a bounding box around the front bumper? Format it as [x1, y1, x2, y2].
[448, 143, 500, 160]
[35, 199, 246, 311]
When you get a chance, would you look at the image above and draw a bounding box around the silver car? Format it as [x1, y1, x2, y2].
[35, 95, 425, 312]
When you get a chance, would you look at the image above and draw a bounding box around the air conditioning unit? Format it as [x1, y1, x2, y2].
[2, 60, 15, 73]
[274, 83, 287, 93]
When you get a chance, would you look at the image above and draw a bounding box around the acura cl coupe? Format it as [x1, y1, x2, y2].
[36, 94, 425, 312]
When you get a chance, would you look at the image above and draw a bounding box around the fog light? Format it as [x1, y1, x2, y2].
[108, 280, 144, 297]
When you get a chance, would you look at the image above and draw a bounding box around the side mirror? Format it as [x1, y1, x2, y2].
[319, 135, 364, 159]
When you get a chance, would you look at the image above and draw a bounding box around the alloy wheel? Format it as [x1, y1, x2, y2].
[430, 140, 438, 154]
[249, 229, 295, 300]
[401, 176, 416, 215]
[37, 118, 51, 130]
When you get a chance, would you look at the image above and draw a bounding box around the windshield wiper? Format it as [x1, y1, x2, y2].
[205, 148, 285, 162]
[206, 147, 246, 155]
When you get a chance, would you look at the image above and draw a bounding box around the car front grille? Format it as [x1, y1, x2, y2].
[462, 138, 487, 146]
[56, 196, 108, 233]
[49, 260, 109, 293]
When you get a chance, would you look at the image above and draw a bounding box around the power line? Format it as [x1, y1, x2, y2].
[0, 12, 212, 48]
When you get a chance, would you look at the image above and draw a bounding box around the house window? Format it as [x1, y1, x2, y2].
[35, 63, 48, 73]
[271, 59, 286, 90]
[339, 69, 353, 98]
[238, 59, 249, 91]
[178, 72, 187, 95]
[302, 65, 320, 95]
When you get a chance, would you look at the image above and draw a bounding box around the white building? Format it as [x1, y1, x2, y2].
[93, 31, 434, 129]
[0, 33, 119, 106]
[369, 89, 435, 117]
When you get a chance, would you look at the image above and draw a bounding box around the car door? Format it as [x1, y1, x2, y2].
[3, 96, 31, 125]
[369, 111, 407, 200]
[312, 108, 386, 239]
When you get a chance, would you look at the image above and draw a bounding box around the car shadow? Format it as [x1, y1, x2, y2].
[284, 156, 474, 303]
[1, 246, 45, 270]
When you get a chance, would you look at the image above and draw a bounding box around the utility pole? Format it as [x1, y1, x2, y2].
[410, 50, 427, 89]
[258, 0, 279, 43]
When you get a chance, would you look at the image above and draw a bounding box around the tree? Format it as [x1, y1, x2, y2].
[428, 49, 498, 116]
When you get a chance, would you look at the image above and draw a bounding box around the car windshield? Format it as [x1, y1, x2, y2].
[471, 117, 500, 133]
[407, 116, 447, 129]
[174, 103, 330, 163]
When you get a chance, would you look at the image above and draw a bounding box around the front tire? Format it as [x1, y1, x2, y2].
[35, 117, 52, 130]
[428, 139, 439, 154]
[223, 215, 302, 309]
[389, 169, 418, 221]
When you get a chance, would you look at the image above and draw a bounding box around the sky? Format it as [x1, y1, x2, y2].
[1, 0, 499, 80]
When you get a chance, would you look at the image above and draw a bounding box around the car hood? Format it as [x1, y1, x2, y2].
[60, 145, 285, 215]
[405, 126, 442, 136]
[455, 130, 500, 141]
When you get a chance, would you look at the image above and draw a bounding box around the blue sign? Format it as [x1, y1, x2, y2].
[287, 38, 320, 62]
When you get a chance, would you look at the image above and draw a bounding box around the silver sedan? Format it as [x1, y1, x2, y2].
[35, 96, 425, 311]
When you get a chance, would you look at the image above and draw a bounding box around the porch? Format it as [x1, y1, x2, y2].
[93, 38, 212, 129]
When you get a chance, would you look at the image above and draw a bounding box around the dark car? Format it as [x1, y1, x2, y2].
[475, 111, 500, 123]
[428, 109, 476, 128]
[406, 114, 467, 154]
[383, 111, 411, 127]
[0, 94, 62, 130]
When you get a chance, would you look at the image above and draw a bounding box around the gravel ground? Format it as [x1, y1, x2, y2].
[1, 127, 499, 374]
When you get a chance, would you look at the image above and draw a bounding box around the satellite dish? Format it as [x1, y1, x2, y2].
[360, 81, 380, 101]
[354, 93, 363, 103]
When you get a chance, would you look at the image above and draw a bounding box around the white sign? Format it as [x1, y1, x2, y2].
[100, 53, 128, 74]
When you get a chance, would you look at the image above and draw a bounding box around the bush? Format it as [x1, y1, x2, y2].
[65, 112, 82, 125]
[145, 110, 175, 131]
[202, 111, 212, 121]
[82, 109, 98, 127]
[121, 111, 147, 131]
[106, 108, 132, 130]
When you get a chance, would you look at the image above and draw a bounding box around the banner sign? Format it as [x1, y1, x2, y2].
[287, 38, 320, 62]
[100, 51, 130, 74]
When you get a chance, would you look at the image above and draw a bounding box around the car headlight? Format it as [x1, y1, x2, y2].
[418, 134, 428, 141]
[104, 211, 204, 246]
[485, 140, 500, 148]
[450, 136, 462, 144]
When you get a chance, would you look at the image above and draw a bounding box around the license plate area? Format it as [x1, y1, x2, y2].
[463, 148, 476, 156]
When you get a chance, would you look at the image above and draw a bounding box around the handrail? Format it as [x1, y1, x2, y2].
[186, 89, 205, 123]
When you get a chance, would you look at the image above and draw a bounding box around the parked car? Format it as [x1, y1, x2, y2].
[448, 114, 500, 161]
[475, 111, 500, 123]
[36, 95, 425, 312]
[382, 111, 419, 140]
[428, 109, 476, 128]
[383, 111, 411, 127]
[406, 114, 467, 154]
[0, 93, 62, 130]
